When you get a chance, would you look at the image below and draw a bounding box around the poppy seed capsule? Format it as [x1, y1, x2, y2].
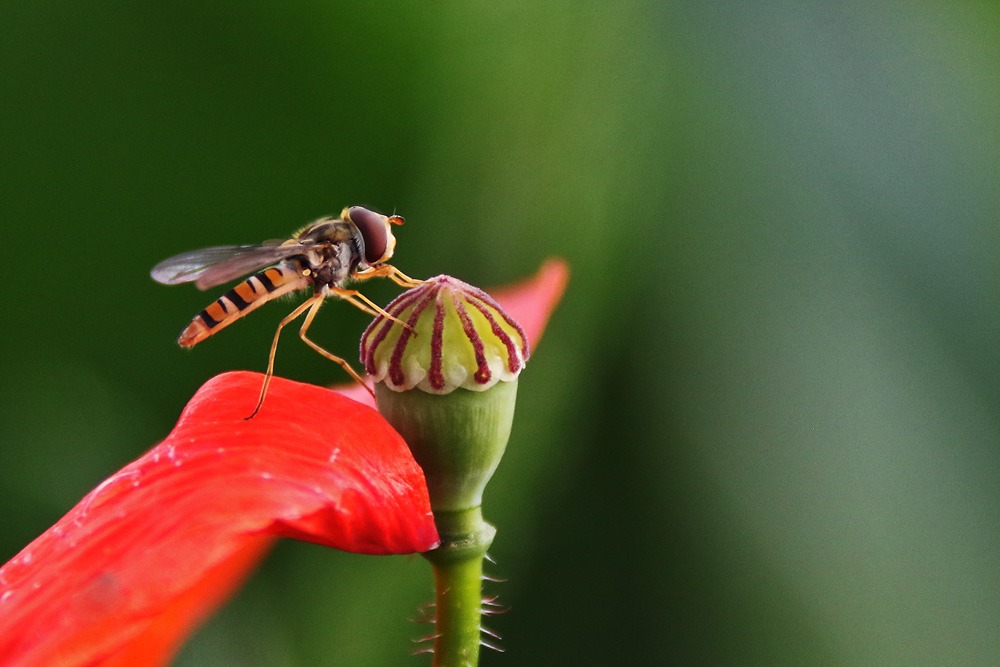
[360, 275, 529, 394]
[360, 276, 529, 512]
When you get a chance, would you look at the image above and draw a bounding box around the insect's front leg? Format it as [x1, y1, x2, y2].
[330, 287, 413, 330]
[353, 264, 424, 288]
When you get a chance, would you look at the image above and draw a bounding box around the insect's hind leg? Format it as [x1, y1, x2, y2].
[297, 297, 376, 399]
[245, 295, 319, 420]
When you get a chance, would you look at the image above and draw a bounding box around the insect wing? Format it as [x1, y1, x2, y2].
[151, 241, 307, 290]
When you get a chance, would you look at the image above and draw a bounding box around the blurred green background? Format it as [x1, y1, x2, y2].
[3, 1, 1000, 665]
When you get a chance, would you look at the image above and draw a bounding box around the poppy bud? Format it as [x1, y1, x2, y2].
[360, 275, 528, 513]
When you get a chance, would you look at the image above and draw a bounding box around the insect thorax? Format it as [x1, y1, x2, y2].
[299, 240, 362, 292]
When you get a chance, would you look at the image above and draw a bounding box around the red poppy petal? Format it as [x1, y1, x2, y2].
[95, 537, 273, 667]
[486, 257, 569, 350]
[0, 372, 437, 666]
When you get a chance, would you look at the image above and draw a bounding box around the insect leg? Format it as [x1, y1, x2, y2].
[329, 287, 412, 329]
[297, 297, 376, 399]
[386, 266, 424, 288]
[353, 264, 423, 287]
[246, 295, 319, 419]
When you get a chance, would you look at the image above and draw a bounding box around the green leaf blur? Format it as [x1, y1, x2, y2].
[2, 2, 999, 665]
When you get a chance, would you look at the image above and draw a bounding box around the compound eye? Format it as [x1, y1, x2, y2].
[348, 206, 400, 264]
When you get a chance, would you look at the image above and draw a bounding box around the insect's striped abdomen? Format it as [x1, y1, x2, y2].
[178, 262, 309, 347]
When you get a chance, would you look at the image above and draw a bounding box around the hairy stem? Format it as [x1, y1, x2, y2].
[422, 507, 496, 667]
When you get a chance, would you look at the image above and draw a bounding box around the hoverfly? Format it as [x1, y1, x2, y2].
[151, 206, 421, 417]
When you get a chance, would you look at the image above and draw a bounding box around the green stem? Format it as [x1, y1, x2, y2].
[422, 506, 496, 667]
